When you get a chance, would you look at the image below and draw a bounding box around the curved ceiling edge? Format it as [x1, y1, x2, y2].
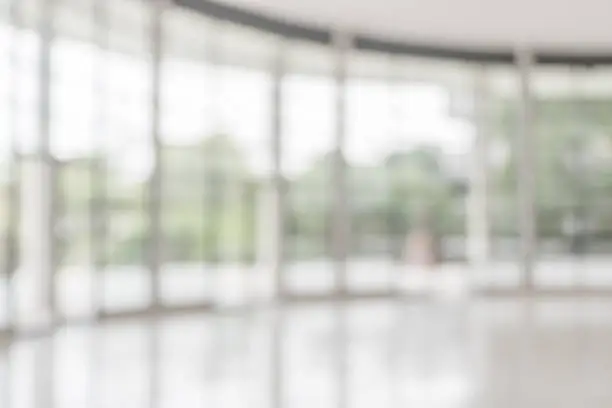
[173, 0, 612, 66]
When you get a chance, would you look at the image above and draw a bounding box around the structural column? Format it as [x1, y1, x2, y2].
[147, 0, 166, 309]
[18, 0, 57, 329]
[91, 0, 110, 317]
[516, 48, 537, 290]
[3, 0, 22, 330]
[467, 66, 491, 274]
[269, 41, 287, 404]
[331, 31, 351, 408]
[256, 40, 286, 301]
[271, 41, 286, 300]
[203, 21, 222, 303]
[332, 32, 351, 295]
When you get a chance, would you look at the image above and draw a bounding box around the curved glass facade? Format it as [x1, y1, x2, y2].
[2, 0, 612, 329]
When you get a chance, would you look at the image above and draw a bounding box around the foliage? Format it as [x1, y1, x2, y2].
[9, 95, 612, 267]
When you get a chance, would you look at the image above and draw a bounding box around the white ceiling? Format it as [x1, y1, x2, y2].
[217, 0, 612, 52]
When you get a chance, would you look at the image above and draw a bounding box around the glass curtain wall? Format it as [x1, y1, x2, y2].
[6, 0, 612, 326]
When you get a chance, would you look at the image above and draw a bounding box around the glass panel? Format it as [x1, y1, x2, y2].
[52, 0, 97, 319]
[102, 0, 152, 312]
[346, 52, 395, 292]
[206, 23, 274, 306]
[104, 210, 149, 312]
[159, 8, 212, 306]
[383, 57, 473, 295]
[283, 41, 336, 296]
[13, 0, 41, 156]
[533, 67, 612, 289]
[533, 66, 578, 288]
[56, 163, 95, 317]
[581, 69, 612, 287]
[160, 15, 275, 307]
[485, 67, 522, 289]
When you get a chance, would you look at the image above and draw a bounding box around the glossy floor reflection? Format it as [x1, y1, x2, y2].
[2, 298, 612, 408]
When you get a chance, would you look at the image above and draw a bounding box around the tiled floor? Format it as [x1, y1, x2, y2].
[2, 297, 612, 408]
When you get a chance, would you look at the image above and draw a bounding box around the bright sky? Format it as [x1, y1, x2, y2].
[0, 26, 473, 181]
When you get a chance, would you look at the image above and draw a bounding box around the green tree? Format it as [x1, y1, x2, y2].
[162, 134, 256, 263]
